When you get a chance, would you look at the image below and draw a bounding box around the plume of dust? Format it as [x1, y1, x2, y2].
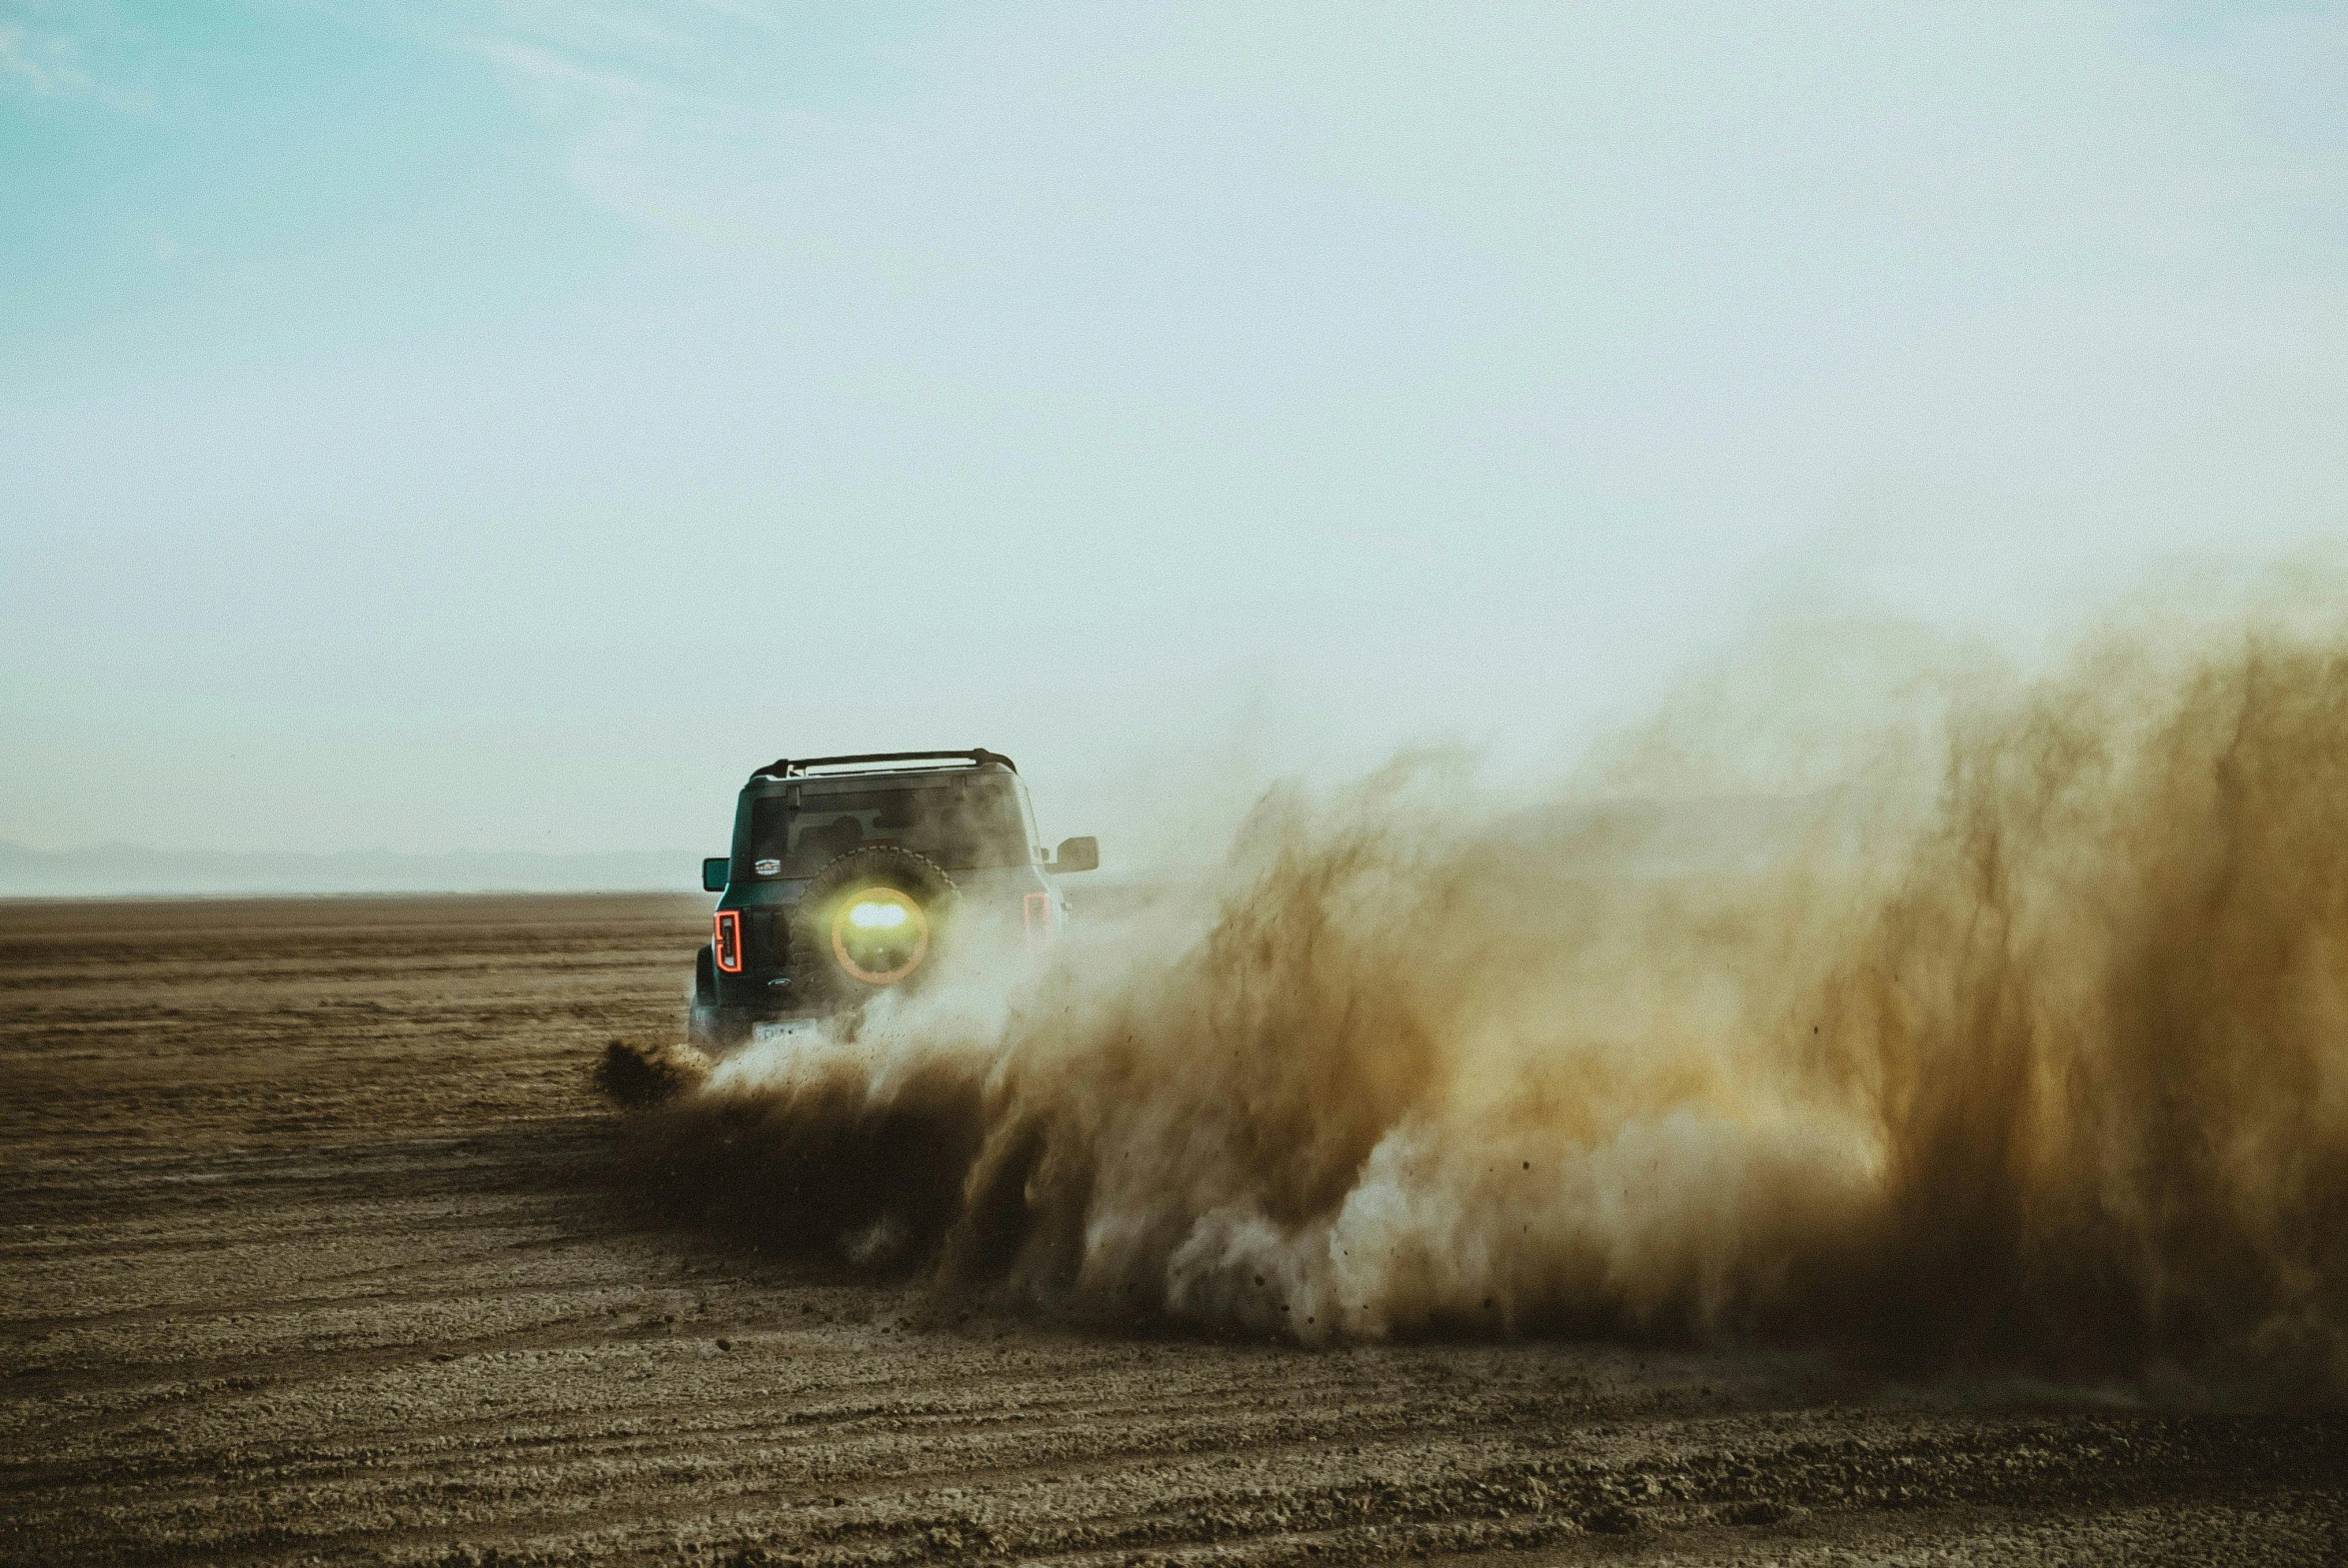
[624, 593, 2348, 1395]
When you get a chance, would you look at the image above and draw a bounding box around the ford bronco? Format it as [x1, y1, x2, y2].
[690, 750, 1098, 1050]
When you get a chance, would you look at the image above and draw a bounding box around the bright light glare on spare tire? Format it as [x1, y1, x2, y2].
[829, 885, 929, 984]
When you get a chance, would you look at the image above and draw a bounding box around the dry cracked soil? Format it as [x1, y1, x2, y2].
[2, 894, 2342, 1565]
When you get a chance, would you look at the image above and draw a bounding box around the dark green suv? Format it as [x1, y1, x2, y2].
[690, 750, 1098, 1050]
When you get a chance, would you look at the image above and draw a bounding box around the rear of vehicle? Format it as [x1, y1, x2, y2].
[690, 751, 1095, 1050]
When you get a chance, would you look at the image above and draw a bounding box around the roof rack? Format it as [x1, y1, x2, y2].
[752, 749, 1017, 780]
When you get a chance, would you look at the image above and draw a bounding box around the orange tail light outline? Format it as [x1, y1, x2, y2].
[713, 909, 743, 973]
[1024, 891, 1052, 947]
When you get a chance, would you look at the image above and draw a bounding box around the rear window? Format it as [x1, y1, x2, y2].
[743, 778, 1031, 875]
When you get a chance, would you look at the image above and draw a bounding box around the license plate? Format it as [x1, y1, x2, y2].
[752, 1018, 821, 1045]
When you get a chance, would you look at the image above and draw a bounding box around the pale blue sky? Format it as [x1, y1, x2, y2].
[4, 2, 2344, 861]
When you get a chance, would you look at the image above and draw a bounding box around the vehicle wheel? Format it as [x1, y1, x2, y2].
[790, 845, 959, 1009]
[687, 1001, 749, 1052]
[687, 943, 751, 1051]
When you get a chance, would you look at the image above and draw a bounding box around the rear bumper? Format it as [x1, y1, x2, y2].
[690, 944, 819, 1049]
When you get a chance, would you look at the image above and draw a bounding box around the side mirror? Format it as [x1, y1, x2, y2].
[702, 856, 730, 892]
[1050, 835, 1100, 874]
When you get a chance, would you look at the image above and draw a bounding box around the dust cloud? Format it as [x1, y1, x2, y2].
[622, 587, 2348, 1395]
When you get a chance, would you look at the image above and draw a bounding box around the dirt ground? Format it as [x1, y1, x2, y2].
[2, 894, 2341, 1566]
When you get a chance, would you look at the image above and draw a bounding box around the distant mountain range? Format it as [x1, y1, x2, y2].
[0, 841, 700, 897]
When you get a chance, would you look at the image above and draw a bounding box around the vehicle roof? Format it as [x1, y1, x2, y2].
[785, 769, 1023, 798]
[741, 750, 1023, 795]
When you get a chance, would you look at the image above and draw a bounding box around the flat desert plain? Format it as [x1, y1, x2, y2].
[2, 895, 2341, 1565]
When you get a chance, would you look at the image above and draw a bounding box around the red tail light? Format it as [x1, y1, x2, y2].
[1024, 891, 1052, 948]
[713, 909, 743, 973]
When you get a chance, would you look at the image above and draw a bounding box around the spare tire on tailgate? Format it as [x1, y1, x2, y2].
[791, 845, 959, 1007]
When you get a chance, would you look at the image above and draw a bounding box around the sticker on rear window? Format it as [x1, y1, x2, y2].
[754, 857, 781, 874]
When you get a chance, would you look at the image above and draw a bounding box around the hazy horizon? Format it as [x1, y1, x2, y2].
[0, 836, 703, 895]
[7, 2, 2344, 881]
